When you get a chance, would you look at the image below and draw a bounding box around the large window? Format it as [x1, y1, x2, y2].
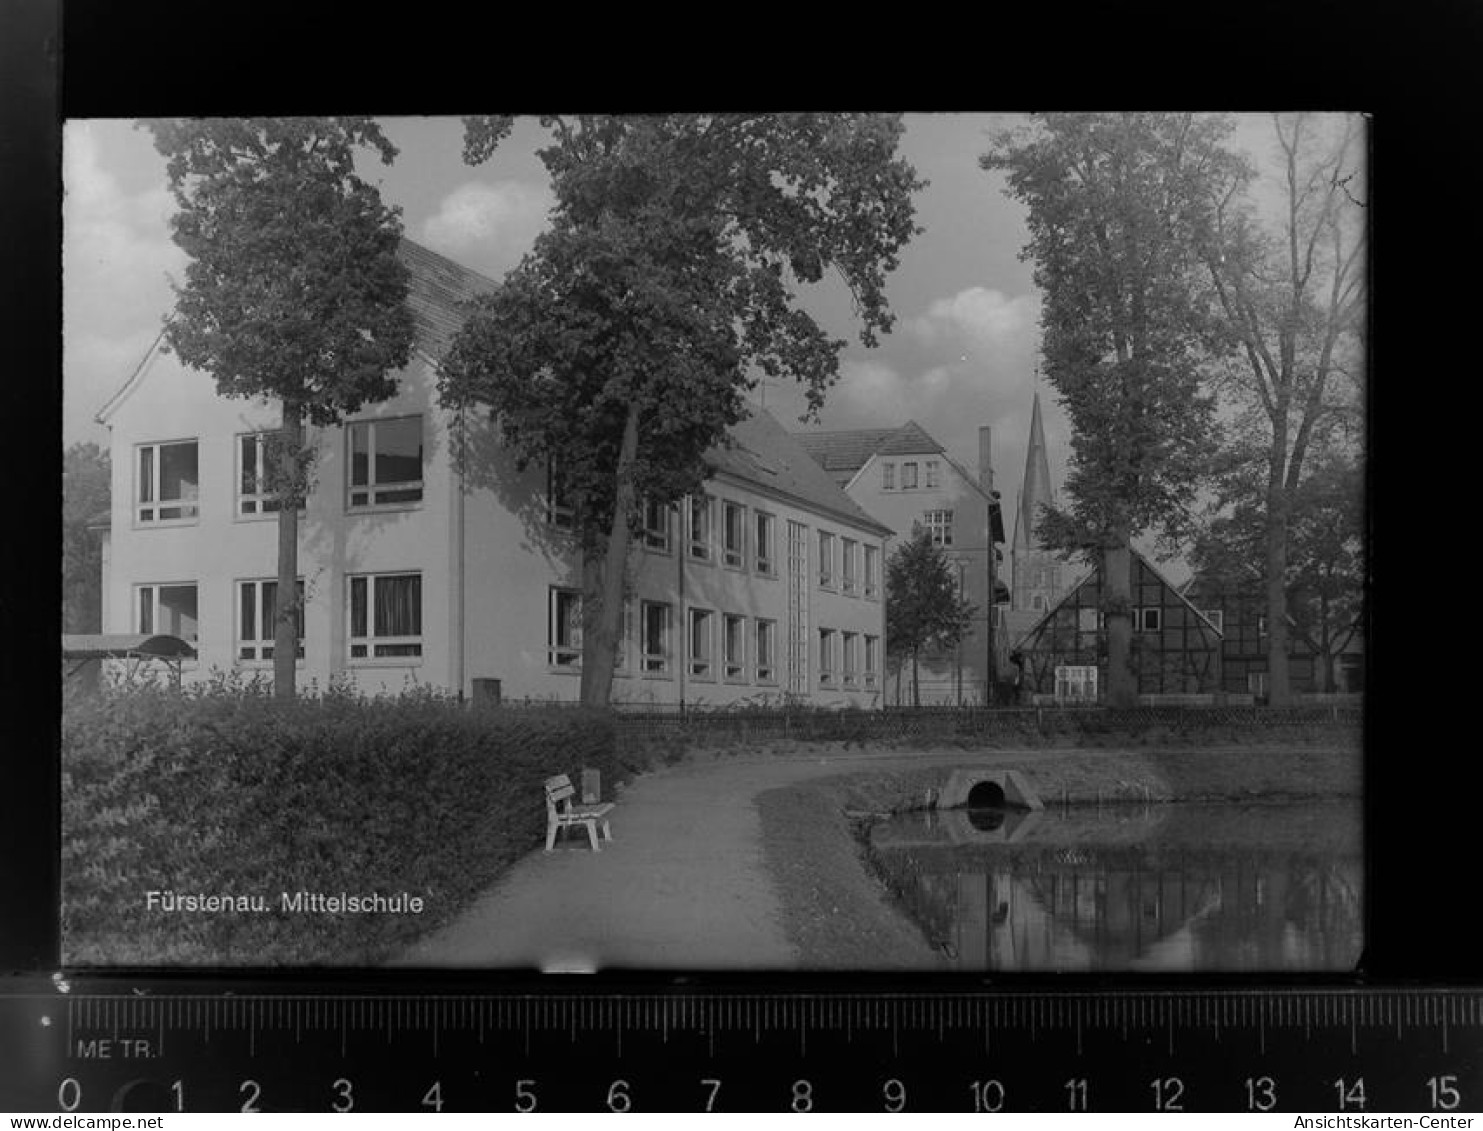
[841, 631, 858, 686]
[841, 538, 858, 594]
[755, 511, 775, 575]
[348, 416, 423, 508]
[924, 509, 954, 547]
[755, 619, 777, 684]
[881, 462, 895, 490]
[864, 634, 879, 688]
[863, 545, 879, 599]
[548, 587, 582, 669]
[689, 607, 715, 679]
[238, 578, 304, 661]
[641, 601, 671, 675]
[642, 497, 671, 553]
[723, 501, 746, 569]
[238, 433, 292, 517]
[925, 460, 940, 488]
[136, 583, 198, 642]
[818, 627, 836, 686]
[724, 614, 746, 681]
[901, 461, 919, 490]
[688, 496, 713, 561]
[1055, 664, 1098, 703]
[546, 461, 574, 530]
[348, 572, 422, 659]
[818, 530, 836, 589]
[137, 440, 199, 523]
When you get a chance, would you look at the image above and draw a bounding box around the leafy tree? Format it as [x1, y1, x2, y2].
[885, 526, 977, 707]
[63, 442, 111, 633]
[144, 118, 416, 698]
[984, 113, 1244, 706]
[1192, 441, 1363, 693]
[1193, 113, 1365, 705]
[440, 114, 924, 705]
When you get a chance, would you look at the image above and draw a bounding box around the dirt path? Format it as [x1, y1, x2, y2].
[396, 748, 1006, 970]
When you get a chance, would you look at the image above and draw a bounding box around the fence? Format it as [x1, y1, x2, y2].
[601, 702, 1363, 749]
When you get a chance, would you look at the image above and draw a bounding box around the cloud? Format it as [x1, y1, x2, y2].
[62, 123, 185, 444]
[908, 285, 1040, 361]
[420, 180, 552, 277]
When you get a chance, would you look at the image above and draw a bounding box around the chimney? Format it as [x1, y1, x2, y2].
[978, 426, 994, 493]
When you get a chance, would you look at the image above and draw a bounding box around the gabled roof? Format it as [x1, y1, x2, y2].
[791, 419, 945, 476]
[1009, 547, 1222, 651]
[95, 238, 498, 424]
[710, 410, 894, 538]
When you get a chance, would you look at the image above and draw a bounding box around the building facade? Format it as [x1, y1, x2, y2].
[1012, 549, 1223, 702]
[93, 240, 890, 706]
[793, 421, 1007, 705]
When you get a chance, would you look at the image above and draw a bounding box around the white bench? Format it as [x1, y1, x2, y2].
[544, 773, 614, 852]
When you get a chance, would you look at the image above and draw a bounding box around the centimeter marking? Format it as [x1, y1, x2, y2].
[62, 988, 1483, 1053]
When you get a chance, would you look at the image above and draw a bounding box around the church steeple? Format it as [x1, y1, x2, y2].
[1013, 390, 1054, 552]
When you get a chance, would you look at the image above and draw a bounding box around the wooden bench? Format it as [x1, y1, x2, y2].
[544, 773, 614, 853]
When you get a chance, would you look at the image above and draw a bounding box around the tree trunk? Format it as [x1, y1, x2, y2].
[1104, 537, 1137, 708]
[578, 406, 640, 707]
[1265, 458, 1292, 707]
[911, 649, 921, 708]
[273, 402, 304, 701]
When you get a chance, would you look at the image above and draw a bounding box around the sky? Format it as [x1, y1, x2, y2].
[61, 113, 1308, 568]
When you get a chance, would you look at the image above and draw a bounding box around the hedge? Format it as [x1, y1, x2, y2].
[62, 683, 625, 966]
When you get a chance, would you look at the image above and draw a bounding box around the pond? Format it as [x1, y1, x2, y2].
[865, 800, 1362, 972]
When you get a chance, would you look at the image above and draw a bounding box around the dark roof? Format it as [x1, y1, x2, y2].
[709, 410, 894, 537]
[61, 634, 197, 661]
[791, 420, 945, 477]
[396, 238, 500, 359]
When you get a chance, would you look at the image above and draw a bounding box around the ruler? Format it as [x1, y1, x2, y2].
[2, 985, 1479, 1112]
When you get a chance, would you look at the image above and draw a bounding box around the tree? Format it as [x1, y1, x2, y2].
[1192, 441, 1363, 693]
[885, 526, 977, 707]
[145, 118, 417, 698]
[1193, 113, 1365, 706]
[440, 114, 924, 706]
[63, 441, 110, 633]
[984, 113, 1244, 706]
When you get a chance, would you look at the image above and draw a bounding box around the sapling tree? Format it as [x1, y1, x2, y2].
[885, 526, 977, 707]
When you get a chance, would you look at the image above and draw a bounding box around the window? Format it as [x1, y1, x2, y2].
[642, 497, 671, 553]
[137, 440, 199, 523]
[841, 538, 858, 594]
[818, 530, 836, 588]
[841, 631, 858, 686]
[548, 587, 582, 668]
[755, 619, 777, 683]
[137, 583, 198, 642]
[818, 628, 836, 686]
[348, 572, 422, 659]
[1032, 594, 1046, 612]
[925, 460, 940, 488]
[863, 545, 879, 599]
[1203, 609, 1224, 634]
[924, 509, 954, 547]
[237, 433, 297, 517]
[755, 511, 775, 575]
[1054, 664, 1099, 703]
[688, 496, 712, 561]
[1136, 607, 1162, 632]
[641, 601, 671, 675]
[1257, 615, 1268, 636]
[348, 416, 423, 508]
[613, 601, 631, 674]
[546, 461, 574, 530]
[689, 607, 714, 678]
[723, 501, 746, 568]
[864, 634, 879, 688]
[901, 461, 919, 490]
[1248, 671, 1268, 696]
[724, 614, 746, 681]
[881, 461, 895, 490]
[237, 578, 304, 661]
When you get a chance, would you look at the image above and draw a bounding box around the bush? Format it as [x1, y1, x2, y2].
[62, 684, 625, 966]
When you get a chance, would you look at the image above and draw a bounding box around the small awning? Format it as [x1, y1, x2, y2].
[62, 634, 197, 662]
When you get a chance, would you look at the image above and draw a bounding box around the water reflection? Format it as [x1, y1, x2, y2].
[867, 802, 1362, 972]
